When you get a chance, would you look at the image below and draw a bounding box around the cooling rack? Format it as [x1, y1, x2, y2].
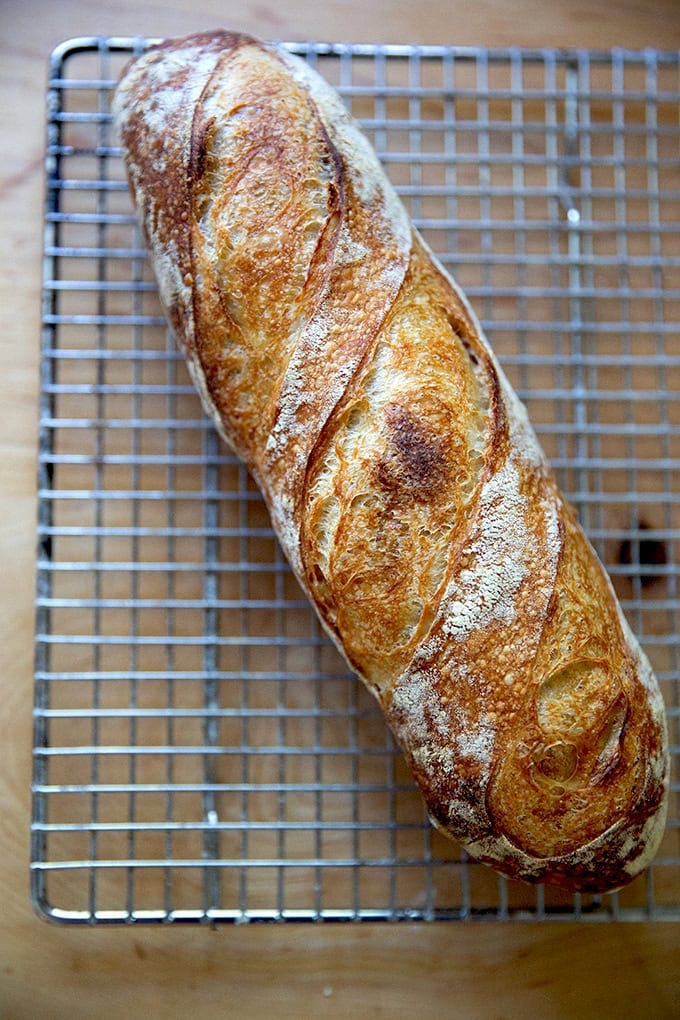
[32, 38, 680, 924]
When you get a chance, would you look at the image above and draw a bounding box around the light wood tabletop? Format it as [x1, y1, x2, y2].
[2, 1, 679, 1017]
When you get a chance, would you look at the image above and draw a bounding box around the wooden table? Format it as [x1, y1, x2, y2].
[2, 1, 679, 1016]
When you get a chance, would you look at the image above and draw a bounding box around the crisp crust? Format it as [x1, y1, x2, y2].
[113, 32, 670, 892]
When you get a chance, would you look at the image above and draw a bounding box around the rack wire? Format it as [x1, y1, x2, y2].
[32, 38, 679, 924]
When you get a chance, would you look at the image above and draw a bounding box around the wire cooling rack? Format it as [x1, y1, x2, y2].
[32, 38, 679, 924]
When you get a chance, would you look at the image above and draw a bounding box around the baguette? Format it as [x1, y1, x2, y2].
[113, 31, 669, 892]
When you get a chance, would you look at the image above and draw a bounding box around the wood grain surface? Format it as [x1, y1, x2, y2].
[1, 1, 679, 1018]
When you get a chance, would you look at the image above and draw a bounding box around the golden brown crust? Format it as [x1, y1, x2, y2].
[113, 32, 669, 892]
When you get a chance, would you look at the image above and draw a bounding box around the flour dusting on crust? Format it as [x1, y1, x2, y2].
[440, 458, 529, 641]
[390, 668, 496, 774]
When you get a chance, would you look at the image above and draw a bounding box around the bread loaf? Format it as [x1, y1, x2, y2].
[113, 31, 669, 892]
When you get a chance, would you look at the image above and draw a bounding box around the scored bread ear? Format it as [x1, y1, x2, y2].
[114, 32, 669, 893]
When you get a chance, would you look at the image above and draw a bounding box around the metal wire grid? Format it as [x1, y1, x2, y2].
[32, 38, 680, 924]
